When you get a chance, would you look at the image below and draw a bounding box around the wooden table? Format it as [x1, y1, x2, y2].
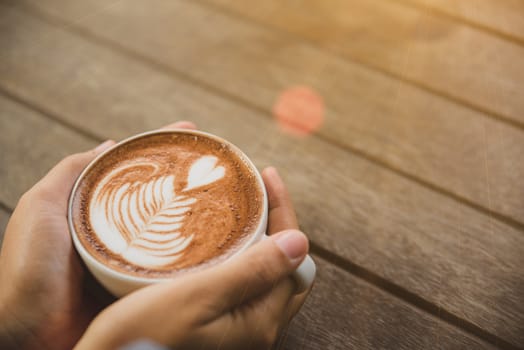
[1, 0, 523, 348]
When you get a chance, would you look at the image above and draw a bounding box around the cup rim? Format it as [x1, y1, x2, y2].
[67, 129, 269, 285]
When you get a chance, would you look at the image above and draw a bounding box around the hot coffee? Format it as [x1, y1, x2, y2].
[70, 132, 263, 278]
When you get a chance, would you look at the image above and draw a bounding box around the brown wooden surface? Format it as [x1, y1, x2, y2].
[14, 0, 524, 228]
[0, 0, 523, 349]
[0, 96, 95, 205]
[0, 97, 493, 349]
[281, 258, 494, 350]
[202, 0, 524, 127]
[399, 0, 524, 43]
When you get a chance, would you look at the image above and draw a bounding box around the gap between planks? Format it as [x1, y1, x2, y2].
[0, 204, 515, 349]
[310, 242, 519, 350]
[12, 0, 524, 133]
[3, 4, 524, 237]
[391, 0, 524, 47]
[0, 87, 105, 143]
[193, 0, 524, 131]
[0, 90, 514, 350]
[0, 200, 12, 214]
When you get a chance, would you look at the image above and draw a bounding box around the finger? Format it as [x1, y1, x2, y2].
[262, 167, 298, 235]
[191, 278, 296, 349]
[159, 121, 197, 130]
[203, 229, 308, 314]
[266, 281, 313, 347]
[31, 140, 115, 210]
[285, 283, 313, 322]
[245, 277, 296, 331]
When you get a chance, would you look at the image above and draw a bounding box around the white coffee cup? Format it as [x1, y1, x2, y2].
[68, 129, 316, 297]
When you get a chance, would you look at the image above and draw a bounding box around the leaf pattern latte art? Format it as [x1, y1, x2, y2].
[89, 156, 225, 268]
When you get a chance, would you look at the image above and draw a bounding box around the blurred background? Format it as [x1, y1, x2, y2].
[0, 0, 523, 348]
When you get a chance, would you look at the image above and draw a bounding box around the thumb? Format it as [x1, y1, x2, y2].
[32, 140, 115, 210]
[204, 229, 309, 314]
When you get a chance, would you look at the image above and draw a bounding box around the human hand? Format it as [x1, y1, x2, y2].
[0, 121, 196, 350]
[74, 167, 312, 350]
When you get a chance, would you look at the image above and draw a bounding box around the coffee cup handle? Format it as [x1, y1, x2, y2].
[292, 254, 316, 293]
[262, 234, 316, 293]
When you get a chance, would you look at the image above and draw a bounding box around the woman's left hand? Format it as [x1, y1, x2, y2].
[0, 121, 195, 350]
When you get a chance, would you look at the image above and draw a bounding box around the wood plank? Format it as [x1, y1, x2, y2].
[13, 0, 524, 228]
[0, 104, 493, 350]
[202, 0, 524, 126]
[0, 97, 95, 206]
[0, 7, 523, 345]
[399, 0, 524, 43]
[279, 257, 494, 349]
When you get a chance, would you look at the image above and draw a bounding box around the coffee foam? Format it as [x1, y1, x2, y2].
[72, 133, 263, 278]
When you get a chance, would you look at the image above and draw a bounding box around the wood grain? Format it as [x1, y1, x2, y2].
[0, 97, 96, 206]
[13, 0, 524, 228]
[202, 0, 524, 126]
[0, 104, 494, 350]
[0, 7, 522, 345]
[399, 0, 524, 43]
[278, 257, 494, 349]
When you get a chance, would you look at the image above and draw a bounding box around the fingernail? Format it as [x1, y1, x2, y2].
[265, 166, 279, 178]
[94, 140, 113, 153]
[264, 167, 284, 186]
[274, 230, 308, 265]
[178, 121, 197, 129]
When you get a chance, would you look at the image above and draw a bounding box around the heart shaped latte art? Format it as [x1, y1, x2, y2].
[89, 156, 225, 268]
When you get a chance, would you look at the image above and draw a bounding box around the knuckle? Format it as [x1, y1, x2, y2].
[244, 245, 291, 291]
[256, 244, 289, 280]
[192, 284, 220, 312]
[252, 255, 279, 285]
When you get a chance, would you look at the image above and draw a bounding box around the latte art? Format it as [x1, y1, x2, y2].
[71, 132, 263, 278]
[90, 156, 225, 268]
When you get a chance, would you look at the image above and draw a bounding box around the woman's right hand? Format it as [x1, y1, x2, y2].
[75, 167, 313, 350]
